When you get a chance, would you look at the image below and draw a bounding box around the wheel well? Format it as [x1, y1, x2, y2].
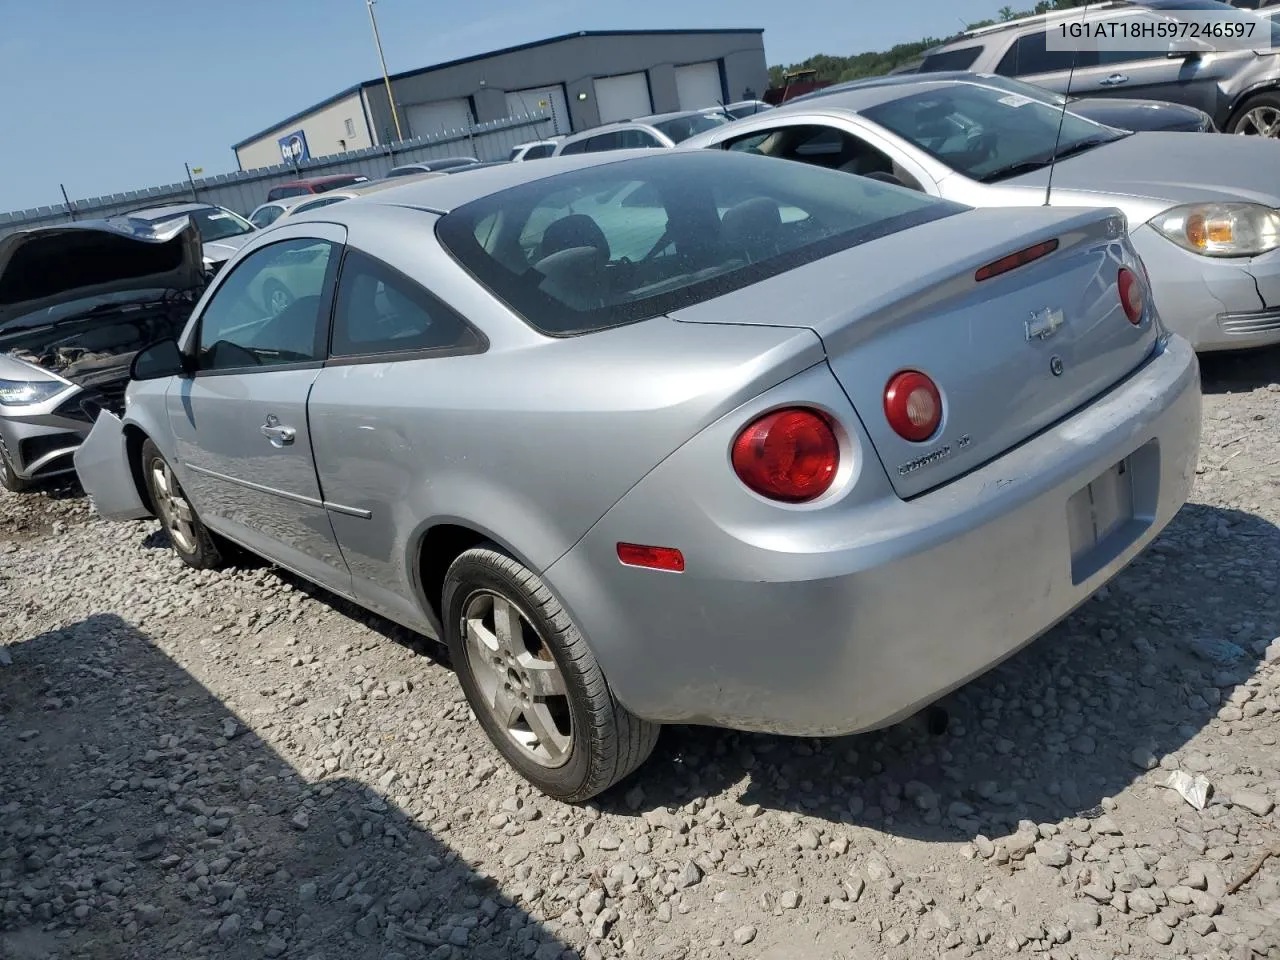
[1225, 85, 1280, 129]
[417, 524, 490, 625]
[122, 425, 155, 515]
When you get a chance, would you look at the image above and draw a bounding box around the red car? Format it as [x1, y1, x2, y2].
[265, 174, 369, 202]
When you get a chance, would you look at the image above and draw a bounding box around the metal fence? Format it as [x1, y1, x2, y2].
[0, 112, 554, 235]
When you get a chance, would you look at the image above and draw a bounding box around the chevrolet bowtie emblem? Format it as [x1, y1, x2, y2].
[1026, 307, 1065, 341]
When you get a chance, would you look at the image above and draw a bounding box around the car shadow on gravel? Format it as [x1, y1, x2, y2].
[1197, 345, 1280, 395]
[600, 501, 1277, 844]
[0, 614, 571, 960]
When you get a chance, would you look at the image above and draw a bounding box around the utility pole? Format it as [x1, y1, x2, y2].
[366, 0, 404, 142]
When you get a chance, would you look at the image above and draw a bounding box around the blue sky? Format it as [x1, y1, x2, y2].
[0, 0, 1005, 213]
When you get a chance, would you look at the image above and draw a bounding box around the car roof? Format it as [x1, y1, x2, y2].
[763, 75, 1003, 116]
[124, 201, 218, 219]
[277, 174, 369, 187]
[289, 149, 723, 217]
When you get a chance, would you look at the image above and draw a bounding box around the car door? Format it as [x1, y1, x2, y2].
[306, 246, 487, 631]
[167, 223, 353, 595]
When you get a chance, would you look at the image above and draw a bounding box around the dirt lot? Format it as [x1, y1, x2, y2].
[2, 350, 1279, 960]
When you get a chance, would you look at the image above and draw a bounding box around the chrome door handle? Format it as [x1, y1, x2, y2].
[260, 417, 296, 447]
[1098, 74, 1129, 85]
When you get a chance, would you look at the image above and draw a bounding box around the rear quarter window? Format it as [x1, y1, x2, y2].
[436, 151, 964, 337]
[918, 46, 983, 72]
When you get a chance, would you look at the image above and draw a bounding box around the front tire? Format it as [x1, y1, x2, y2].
[140, 439, 224, 570]
[442, 544, 660, 802]
[1229, 92, 1280, 138]
[0, 452, 31, 493]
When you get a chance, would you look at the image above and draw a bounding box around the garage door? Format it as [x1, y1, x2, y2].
[675, 61, 724, 110]
[505, 85, 571, 135]
[593, 72, 652, 124]
[405, 98, 473, 139]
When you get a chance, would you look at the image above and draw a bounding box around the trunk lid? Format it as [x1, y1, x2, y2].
[670, 205, 1157, 499]
[0, 216, 204, 329]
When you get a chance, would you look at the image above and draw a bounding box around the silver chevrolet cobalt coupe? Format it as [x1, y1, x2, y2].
[75, 150, 1202, 801]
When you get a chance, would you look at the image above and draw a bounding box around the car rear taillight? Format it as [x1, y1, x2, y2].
[1118, 267, 1144, 325]
[884, 370, 942, 443]
[974, 239, 1059, 282]
[731, 407, 839, 503]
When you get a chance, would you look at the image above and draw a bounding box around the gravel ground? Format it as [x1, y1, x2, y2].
[2, 350, 1280, 960]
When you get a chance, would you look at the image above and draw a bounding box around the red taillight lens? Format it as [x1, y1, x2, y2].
[731, 407, 839, 503]
[884, 370, 942, 443]
[1118, 267, 1144, 325]
[617, 543, 685, 572]
[975, 238, 1060, 282]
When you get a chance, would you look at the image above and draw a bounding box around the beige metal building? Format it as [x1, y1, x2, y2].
[233, 29, 768, 171]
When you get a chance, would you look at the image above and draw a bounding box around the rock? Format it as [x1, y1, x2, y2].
[264, 936, 288, 958]
[217, 914, 241, 940]
[883, 927, 909, 946]
[797, 827, 821, 849]
[1232, 792, 1275, 817]
[1064, 904, 1100, 932]
[1034, 840, 1071, 868]
[290, 810, 310, 831]
[733, 925, 757, 945]
[780, 889, 801, 910]
[1146, 918, 1174, 945]
[677, 861, 702, 888]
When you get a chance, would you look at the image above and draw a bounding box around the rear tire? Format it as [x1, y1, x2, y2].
[0, 452, 31, 493]
[1228, 92, 1280, 138]
[442, 544, 660, 802]
[140, 439, 224, 570]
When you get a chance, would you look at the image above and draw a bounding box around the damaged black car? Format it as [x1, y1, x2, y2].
[0, 215, 204, 491]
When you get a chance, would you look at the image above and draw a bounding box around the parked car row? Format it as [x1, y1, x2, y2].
[2, 11, 1274, 800]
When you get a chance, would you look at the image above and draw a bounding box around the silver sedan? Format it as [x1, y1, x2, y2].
[75, 150, 1201, 801]
[683, 74, 1280, 353]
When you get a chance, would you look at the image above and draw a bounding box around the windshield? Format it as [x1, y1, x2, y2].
[436, 150, 963, 337]
[861, 82, 1124, 182]
[189, 207, 256, 241]
[0, 288, 171, 333]
[651, 113, 730, 143]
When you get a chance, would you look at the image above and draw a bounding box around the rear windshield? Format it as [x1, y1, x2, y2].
[268, 186, 308, 200]
[436, 151, 963, 337]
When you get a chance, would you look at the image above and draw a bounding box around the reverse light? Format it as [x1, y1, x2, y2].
[884, 370, 942, 443]
[975, 238, 1060, 282]
[1117, 267, 1144, 325]
[1151, 202, 1280, 257]
[616, 543, 685, 572]
[0, 379, 65, 407]
[731, 407, 839, 503]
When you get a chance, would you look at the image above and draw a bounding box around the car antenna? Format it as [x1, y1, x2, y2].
[1045, 2, 1093, 207]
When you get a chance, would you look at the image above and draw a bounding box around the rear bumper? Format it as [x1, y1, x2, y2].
[1132, 224, 1280, 352]
[545, 335, 1202, 736]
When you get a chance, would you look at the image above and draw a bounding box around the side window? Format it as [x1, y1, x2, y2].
[1093, 15, 1170, 65]
[330, 250, 480, 358]
[558, 138, 589, 156]
[618, 129, 662, 149]
[995, 32, 1097, 76]
[196, 239, 336, 372]
[918, 46, 983, 72]
[729, 124, 925, 192]
[526, 144, 555, 158]
[251, 206, 283, 228]
[585, 132, 621, 152]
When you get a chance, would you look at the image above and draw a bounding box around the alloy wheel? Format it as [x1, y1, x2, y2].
[1236, 106, 1280, 138]
[151, 459, 197, 554]
[462, 591, 573, 768]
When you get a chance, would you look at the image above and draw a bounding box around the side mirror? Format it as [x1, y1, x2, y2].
[1167, 38, 1209, 59]
[130, 338, 189, 381]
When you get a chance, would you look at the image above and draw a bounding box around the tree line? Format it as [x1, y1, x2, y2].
[766, 0, 1093, 87]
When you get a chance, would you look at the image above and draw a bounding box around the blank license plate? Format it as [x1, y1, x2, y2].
[1067, 457, 1134, 563]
